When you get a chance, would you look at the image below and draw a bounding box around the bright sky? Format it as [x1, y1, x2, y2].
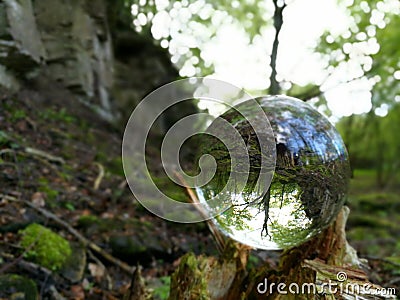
[133, 0, 388, 120]
[198, 0, 375, 121]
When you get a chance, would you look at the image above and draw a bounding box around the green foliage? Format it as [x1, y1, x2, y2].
[126, 0, 400, 115]
[10, 109, 27, 121]
[97, 154, 124, 177]
[77, 215, 100, 228]
[38, 177, 59, 204]
[0, 131, 10, 146]
[19, 223, 72, 271]
[63, 202, 75, 211]
[336, 102, 400, 187]
[0, 130, 19, 149]
[384, 257, 400, 275]
[346, 169, 400, 259]
[316, 0, 400, 109]
[39, 108, 76, 124]
[153, 276, 171, 300]
[129, 0, 273, 76]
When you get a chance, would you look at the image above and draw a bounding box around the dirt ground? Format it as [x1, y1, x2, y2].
[0, 89, 398, 299]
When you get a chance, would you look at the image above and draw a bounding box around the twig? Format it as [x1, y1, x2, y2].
[25, 116, 37, 132]
[0, 148, 21, 182]
[93, 162, 105, 190]
[0, 251, 67, 299]
[1, 194, 135, 275]
[87, 249, 113, 290]
[25, 147, 65, 164]
[362, 255, 400, 269]
[0, 251, 61, 283]
[0, 148, 16, 156]
[388, 277, 400, 285]
[172, 171, 226, 253]
[19, 150, 63, 178]
[0, 251, 21, 274]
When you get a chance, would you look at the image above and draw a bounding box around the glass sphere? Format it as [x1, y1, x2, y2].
[196, 95, 351, 250]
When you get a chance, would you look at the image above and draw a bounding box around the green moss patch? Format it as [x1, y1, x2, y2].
[19, 223, 72, 271]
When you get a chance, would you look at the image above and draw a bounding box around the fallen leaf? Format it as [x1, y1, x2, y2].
[70, 285, 85, 300]
[88, 263, 105, 281]
[82, 209, 91, 216]
[101, 212, 114, 219]
[31, 192, 45, 207]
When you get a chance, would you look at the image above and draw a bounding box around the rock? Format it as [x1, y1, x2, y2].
[109, 235, 148, 262]
[33, 0, 114, 120]
[0, 0, 115, 121]
[0, 3, 8, 38]
[0, 65, 19, 91]
[0, 274, 38, 300]
[60, 244, 87, 283]
[0, 0, 191, 125]
[0, 0, 46, 71]
[109, 230, 172, 264]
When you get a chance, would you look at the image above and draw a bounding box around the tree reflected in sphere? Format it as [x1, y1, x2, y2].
[196, 95, 351, 250]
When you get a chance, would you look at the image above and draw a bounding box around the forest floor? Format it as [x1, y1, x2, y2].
[0, 89, 399, 299]
[345, 169, 400, 292]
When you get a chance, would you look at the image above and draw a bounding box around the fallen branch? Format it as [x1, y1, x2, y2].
[0, 251, 66, 290]
[1, 194, 135, 275]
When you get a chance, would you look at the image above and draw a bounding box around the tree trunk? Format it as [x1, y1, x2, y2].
[269, 0, 286, 95]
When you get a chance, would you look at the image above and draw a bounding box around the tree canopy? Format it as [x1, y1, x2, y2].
[128, 0, 400, 116]
[317, 0, 400, 111]
[127, 0, 400, 187]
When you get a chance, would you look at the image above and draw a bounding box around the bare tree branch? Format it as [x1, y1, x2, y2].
[269, 0, 287, 95]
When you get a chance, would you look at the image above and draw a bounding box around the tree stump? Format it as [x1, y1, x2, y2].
[168, 207, 396, 299]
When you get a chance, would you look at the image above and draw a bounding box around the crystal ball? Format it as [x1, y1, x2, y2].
[195, 95, 351, 250]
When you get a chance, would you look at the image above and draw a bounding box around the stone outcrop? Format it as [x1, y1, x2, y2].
[0, 0, 114, 121]
[0, 0, 196, 127]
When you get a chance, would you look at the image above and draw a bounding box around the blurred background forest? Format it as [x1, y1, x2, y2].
[0, 0, 399, 298]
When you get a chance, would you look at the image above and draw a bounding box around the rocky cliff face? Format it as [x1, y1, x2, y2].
[0, 0, 114, 120]
[0, 0, 184, 126]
